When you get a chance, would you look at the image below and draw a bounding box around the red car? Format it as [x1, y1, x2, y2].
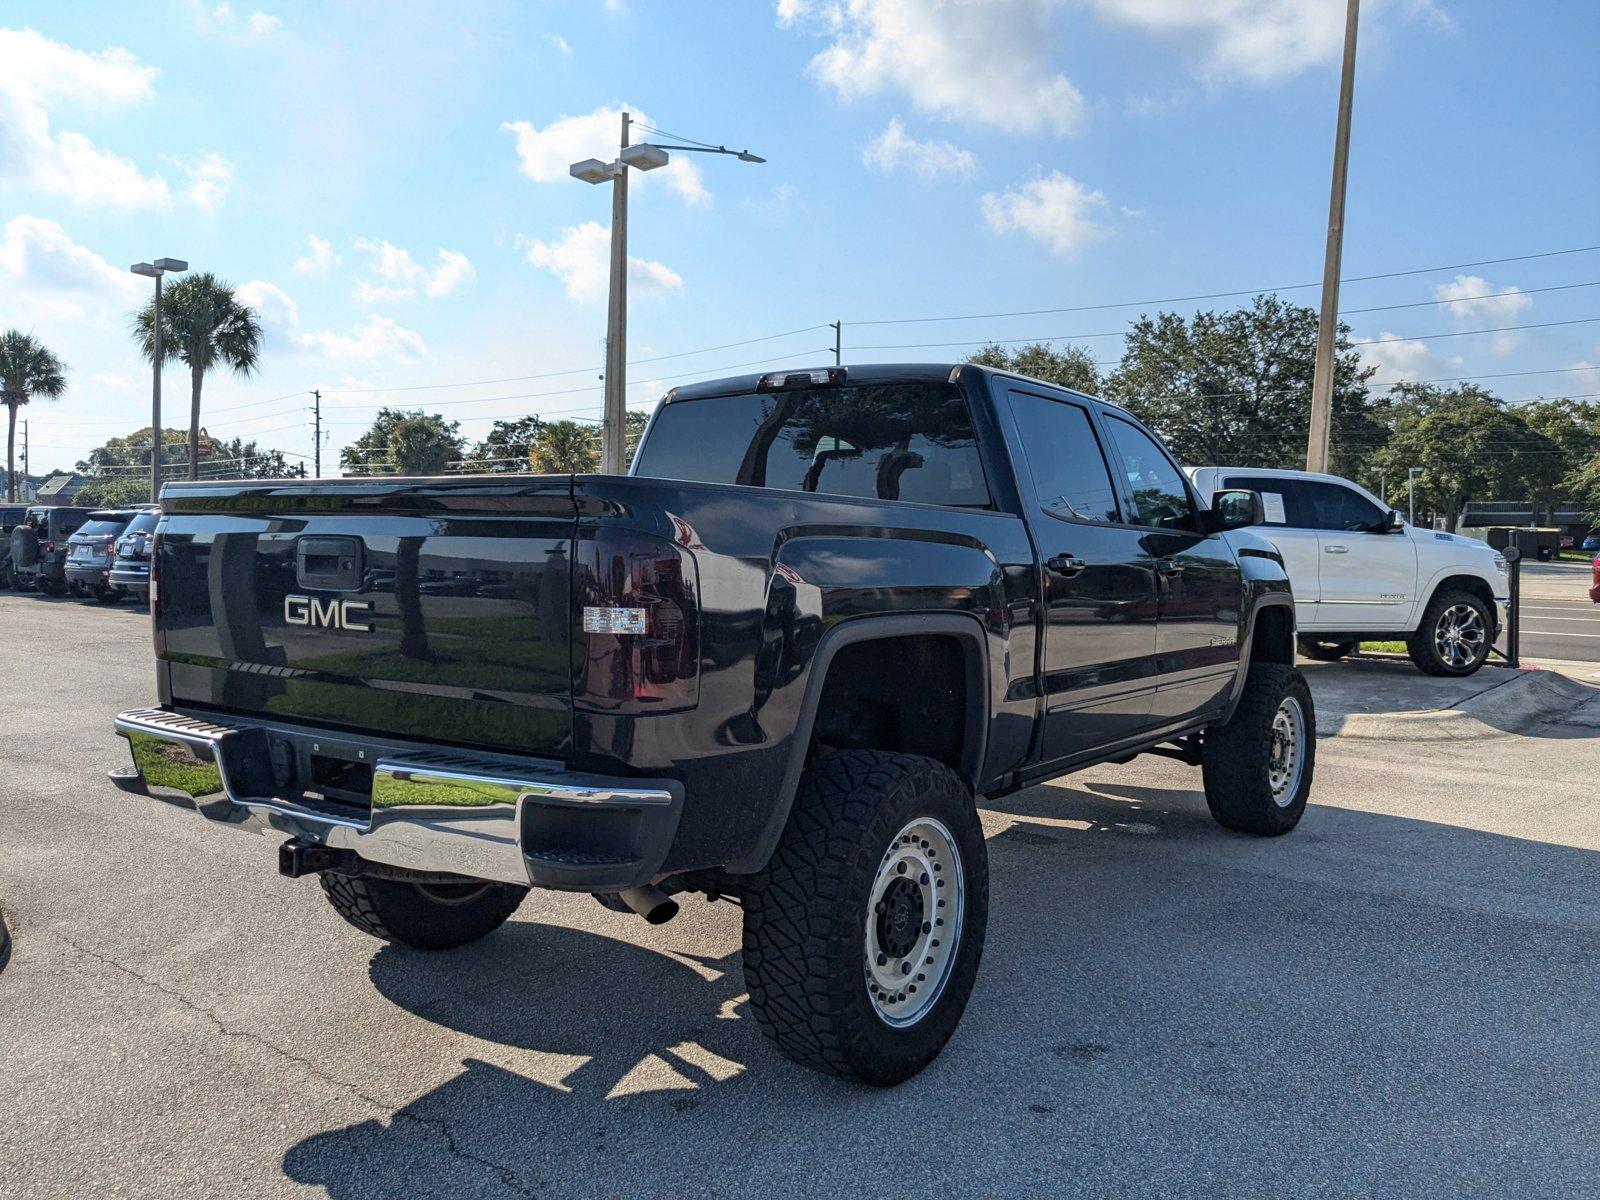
[1590, 556, 1600, 602]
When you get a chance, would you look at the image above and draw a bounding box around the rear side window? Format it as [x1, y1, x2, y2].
[633, 382, 991, 508]
[1005, 391, 1120, 523]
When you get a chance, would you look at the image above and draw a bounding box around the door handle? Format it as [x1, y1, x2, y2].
[1046, 554, 1086, 577]
[1324, 544, 1350, 554]
[1155, 557, 1185, 576]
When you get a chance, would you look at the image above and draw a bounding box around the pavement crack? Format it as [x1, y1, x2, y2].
[51, 931, 542, 1199]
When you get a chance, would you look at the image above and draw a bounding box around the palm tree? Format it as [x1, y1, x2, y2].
[0, 330, 67, 501]
[132, 273, 262, 480]
[528, 419, 600, 472]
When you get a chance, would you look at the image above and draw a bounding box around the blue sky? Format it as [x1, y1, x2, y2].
[3, 0, 1597, 475]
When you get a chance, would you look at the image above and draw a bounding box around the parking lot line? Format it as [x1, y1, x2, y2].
[1519, 629, 1600, 639]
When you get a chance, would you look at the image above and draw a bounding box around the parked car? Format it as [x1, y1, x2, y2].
[0, 505, 29, 590]
[1188, 467, 1509, 676]
[1589, 556, 1600, 603]
[65, 509, 146, 602]
[1581, 531, 1600, 553]
[108, 509, 161, 603]
[111, 364, 1313, 1086]
[9, 506, 93, 594]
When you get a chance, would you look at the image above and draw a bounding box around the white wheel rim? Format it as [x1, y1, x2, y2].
[864, 816, 964, 1028]
[1268, 695, 1306, 807]
[1434, 603, 1486, 669]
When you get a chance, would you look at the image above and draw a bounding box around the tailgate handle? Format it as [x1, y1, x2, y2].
[297, 536, 364, 591]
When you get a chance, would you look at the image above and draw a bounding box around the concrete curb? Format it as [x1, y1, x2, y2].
[1320, 670, 1596, 741]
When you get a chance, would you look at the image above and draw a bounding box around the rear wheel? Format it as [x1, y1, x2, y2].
[1297, 637, 1357, 662]
[1407, 589, 1491, 677]
[319, 871, 528, 950]
[742, 749, 989, 1086]
[1202, 662, 1314, 836]
[92, 585, 121, 604]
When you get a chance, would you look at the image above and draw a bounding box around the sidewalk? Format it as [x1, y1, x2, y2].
[1304, 653, 1599, 740]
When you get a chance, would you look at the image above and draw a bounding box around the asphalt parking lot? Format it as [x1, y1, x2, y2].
[1515, 560, 1600, 663]
[2, 593, 1598, 1198]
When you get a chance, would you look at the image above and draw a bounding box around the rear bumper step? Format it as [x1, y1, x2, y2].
[111, 706, 683, 891]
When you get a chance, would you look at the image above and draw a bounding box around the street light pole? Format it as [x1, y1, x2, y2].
[571, 118, 764, 474]
[1305, 0, 1360, 474]
[603, 112, 631, 476]
[1408, 466, 1421, 525]
[131, 257, 188, 503]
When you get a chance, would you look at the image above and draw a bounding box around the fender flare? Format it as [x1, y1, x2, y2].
[1221, 592, 1297, 723]
[725, 612, 991, 874]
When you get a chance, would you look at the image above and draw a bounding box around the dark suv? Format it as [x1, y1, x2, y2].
[108, 509, 160, 602]
[0, 505, 28, 590]
[65, 510, 146, 601]
[10, 507, 93, 594]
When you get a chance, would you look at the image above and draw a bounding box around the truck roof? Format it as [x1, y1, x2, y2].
[665, 361, 1112, 408]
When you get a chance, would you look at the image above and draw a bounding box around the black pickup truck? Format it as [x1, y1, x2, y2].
[111, 363, 1311, 1085]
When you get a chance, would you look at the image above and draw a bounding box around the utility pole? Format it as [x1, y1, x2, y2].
[20, 419, 27, 501]
[1305, 0, 1360, 475]
[312, 389, 322, 477]
[601, 111, 632, 476]
[831, 320, 842, 366]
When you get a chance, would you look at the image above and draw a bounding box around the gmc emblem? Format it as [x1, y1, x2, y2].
[284, 594, 373, 632]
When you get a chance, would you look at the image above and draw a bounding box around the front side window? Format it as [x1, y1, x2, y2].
[1006, 391, 1120, 523]
[1103, 415, 1194, 529]
[633, 382, 991, 508]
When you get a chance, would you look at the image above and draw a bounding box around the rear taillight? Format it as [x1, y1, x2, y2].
[573, 529, 699, 712]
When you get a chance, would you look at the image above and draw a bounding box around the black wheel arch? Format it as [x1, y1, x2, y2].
[725, 613, 991, 874]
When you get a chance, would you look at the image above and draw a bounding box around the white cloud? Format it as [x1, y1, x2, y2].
[521, 222, 683, 304]
[163, 152, 234, 212]
[188, 3, 283, 40]
[501, 105, 710, 206]
[1359, 332, 1459, 391]
[351, 237, 475, 302]
[1087, 0, 1450, 83]
[548, 34, 573, 54]
[0, 215, 141, 321]
[90, 371, 135, 390]
[293, 235, 340, 276]
[1433, 273, 1533, 354]
[862, 117, 975, 179]
[300, 315, 429, 365]
[236, 279, 429, 365]
[981, 171, 1112, 257]
[0, 28, 169, 209]
[779, 0, 1087, 135]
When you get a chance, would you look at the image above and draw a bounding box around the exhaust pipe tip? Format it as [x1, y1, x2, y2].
[619, 884, 679, 925]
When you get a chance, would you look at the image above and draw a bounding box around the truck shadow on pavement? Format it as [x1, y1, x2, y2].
[281, 779, 1600, 1199]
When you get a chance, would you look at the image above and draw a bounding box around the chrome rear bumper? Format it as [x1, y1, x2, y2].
[112, 707, 682, 890]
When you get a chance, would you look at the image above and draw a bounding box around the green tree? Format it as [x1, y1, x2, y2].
[132, 273, 263, 481]
[0, 330, 68, 501]
[968, 342, 1101, 394]
[73, 475, 156, 507]
[528, 419, 600, 473]
[340, 408, 464, 476]
[468, 416, 544, 472]
[77, 427, 301, 481]
[1368, 384, 1557, 531]
[1102, 294, 1382, 476]
[625, 409, 649, 467]
[1517, 397, 1600, 522]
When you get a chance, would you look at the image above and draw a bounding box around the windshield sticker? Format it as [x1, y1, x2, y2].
[1259, 492, 1287, 524]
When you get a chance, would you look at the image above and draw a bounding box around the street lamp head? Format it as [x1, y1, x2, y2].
[130, 262, 160, 278]
[736, 150, 765, 163]
[619, 143, 670, 171]
[153, 257, 188, 273]
[569, 158, 617, 184]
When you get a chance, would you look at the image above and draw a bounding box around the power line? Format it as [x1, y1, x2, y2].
[849, 242, 1600, 326]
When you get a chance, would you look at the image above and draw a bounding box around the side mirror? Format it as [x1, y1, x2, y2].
[1200, 488, 1265, 534]
[1384, 509, 1406, 532]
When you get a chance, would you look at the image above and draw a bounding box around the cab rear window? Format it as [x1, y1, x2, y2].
[633, 382, 991, 508]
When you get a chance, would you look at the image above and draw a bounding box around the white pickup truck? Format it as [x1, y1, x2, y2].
[1188, 467, 1510, 676]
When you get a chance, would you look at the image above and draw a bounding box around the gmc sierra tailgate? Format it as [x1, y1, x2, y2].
[153, 476, 578, 759]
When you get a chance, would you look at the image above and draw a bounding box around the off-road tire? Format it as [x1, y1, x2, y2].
[1202, 662, 1314, 836]
[741, 749, 989, 1087]
[1297, 637, 1357, 662]
[1407, 588, 1492, 677]
[319, 871, 527, 950]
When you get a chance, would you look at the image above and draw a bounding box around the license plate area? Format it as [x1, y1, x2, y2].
[303, 753, 374, 815]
